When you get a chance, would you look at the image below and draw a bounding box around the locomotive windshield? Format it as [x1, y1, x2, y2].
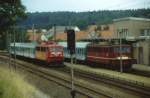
[114, 47, 130, 53]
[50, 47, 63, 52]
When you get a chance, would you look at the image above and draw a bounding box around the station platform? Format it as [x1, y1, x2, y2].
[65, 63, 150, 88]
[132, 64, 150, 72]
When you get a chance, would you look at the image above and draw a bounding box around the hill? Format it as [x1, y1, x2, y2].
[19, 8, 150, 29]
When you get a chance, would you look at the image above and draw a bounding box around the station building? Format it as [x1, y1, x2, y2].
[113, 17, 150, 66]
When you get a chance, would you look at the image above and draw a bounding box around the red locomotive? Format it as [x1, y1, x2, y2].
[86, 44, 136, 69]
[35, 41, 64, 64]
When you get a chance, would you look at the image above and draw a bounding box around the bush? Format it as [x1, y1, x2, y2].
[0, 66, 47, 98]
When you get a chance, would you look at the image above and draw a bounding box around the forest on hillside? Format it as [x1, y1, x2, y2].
[19, 8, 150, 29]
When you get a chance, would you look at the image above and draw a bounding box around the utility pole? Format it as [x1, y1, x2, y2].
[32, 24, 35, 43]
[13, 25, 16, 70]
[119, 32, 123, 72]
[54, 24, 56, 42]
[8, 31, 12, 70]
[22, 28, 24, 42]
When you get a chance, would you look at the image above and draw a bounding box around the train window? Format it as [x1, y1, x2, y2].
[80, 48, 82, 55]
[27, 48, 29, 53]
[50, 47, 62, 52]
[114, 47, 130, 53]
[43, 47, 47, 52]
[15, 47, 17, 51]
[64, 48, 67, 53]
[82, 49, 84, 55]
[36, 47, 41, 51]
[78, 48, 80, 54]
[41, 47, 46, 52]
[106, 48, 108, 52]
[30, 48, 32, 53]
[79, 48, 81, 54]
[83, 49, 85, 54]
[46, 47, 48, 51]
[101, 48, 103, 52]
[103, 48, 105, 52]
[41, 47, 43, 51]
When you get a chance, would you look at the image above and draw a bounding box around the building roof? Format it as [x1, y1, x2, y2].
[10, 43, 37, 48]
[27, 32, 42, 41]
[113, 17, 150, 22]
[55, 31, 89, 41]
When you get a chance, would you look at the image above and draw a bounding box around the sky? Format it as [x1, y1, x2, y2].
[22, 0, 150, 12]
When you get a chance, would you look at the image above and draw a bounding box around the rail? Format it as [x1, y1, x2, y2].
[0, 54, 150, 97]
[58, 63, 150, 96]
[0, 56, 112, 98]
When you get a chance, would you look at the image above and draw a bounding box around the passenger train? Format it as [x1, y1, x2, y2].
[10, 41, 136, 70]
[10, 41, 64, 65]
[58, 42, 137, 70]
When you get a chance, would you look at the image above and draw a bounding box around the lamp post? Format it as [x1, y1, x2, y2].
[119, 32, 123, 72]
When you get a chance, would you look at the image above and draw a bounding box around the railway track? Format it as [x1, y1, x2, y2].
[0, 54, 150, 97]
[0, 56, 114, 98]
[0, 52, 149, 78]
[0, 51, 9, 56]
[51, 64, 150, 97]
[129, 69, 150, 78]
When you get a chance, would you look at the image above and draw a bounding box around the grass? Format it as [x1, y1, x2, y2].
[0, 65, 43, 98]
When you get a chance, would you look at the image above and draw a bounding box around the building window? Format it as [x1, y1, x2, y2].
[117, 28, 129, 38]
[147, 29, 150, 36]
[140, 29, 150, 36]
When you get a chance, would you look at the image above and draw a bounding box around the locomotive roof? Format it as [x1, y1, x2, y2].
[10, 43, 37, 48]
[58, 42, 90, 48]
[36, 44, 63, 47]
[87, 44, 131, 47]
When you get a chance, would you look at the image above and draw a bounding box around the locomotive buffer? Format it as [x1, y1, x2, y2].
[67, 29, 76, 98]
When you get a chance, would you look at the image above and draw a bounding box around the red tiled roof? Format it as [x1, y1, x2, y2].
[26, 32, 42, 41]
[55, 31, 89, 41]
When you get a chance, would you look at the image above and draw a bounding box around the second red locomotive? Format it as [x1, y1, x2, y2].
[87, 44, 136, 69]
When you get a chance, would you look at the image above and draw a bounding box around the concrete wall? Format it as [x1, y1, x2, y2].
[133, 41, 150, 65]
[113, 19, 150, 38]
[131, 20, 150, 37]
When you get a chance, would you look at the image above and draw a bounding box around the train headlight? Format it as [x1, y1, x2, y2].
[116, 56, 129, 60]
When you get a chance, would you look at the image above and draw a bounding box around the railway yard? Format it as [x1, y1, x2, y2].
[1, 1, 150, 98]
[0, 52, 150, 98]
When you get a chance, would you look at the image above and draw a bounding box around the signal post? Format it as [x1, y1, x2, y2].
[67, 29, 76, 98]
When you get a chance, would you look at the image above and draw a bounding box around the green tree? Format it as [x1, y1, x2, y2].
[20, 8, 150, 30]
[0, 0, 26, 49]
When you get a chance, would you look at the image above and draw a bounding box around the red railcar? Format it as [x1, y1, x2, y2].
[35, 42, 64, 64]
[86, 44, 136, 69]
